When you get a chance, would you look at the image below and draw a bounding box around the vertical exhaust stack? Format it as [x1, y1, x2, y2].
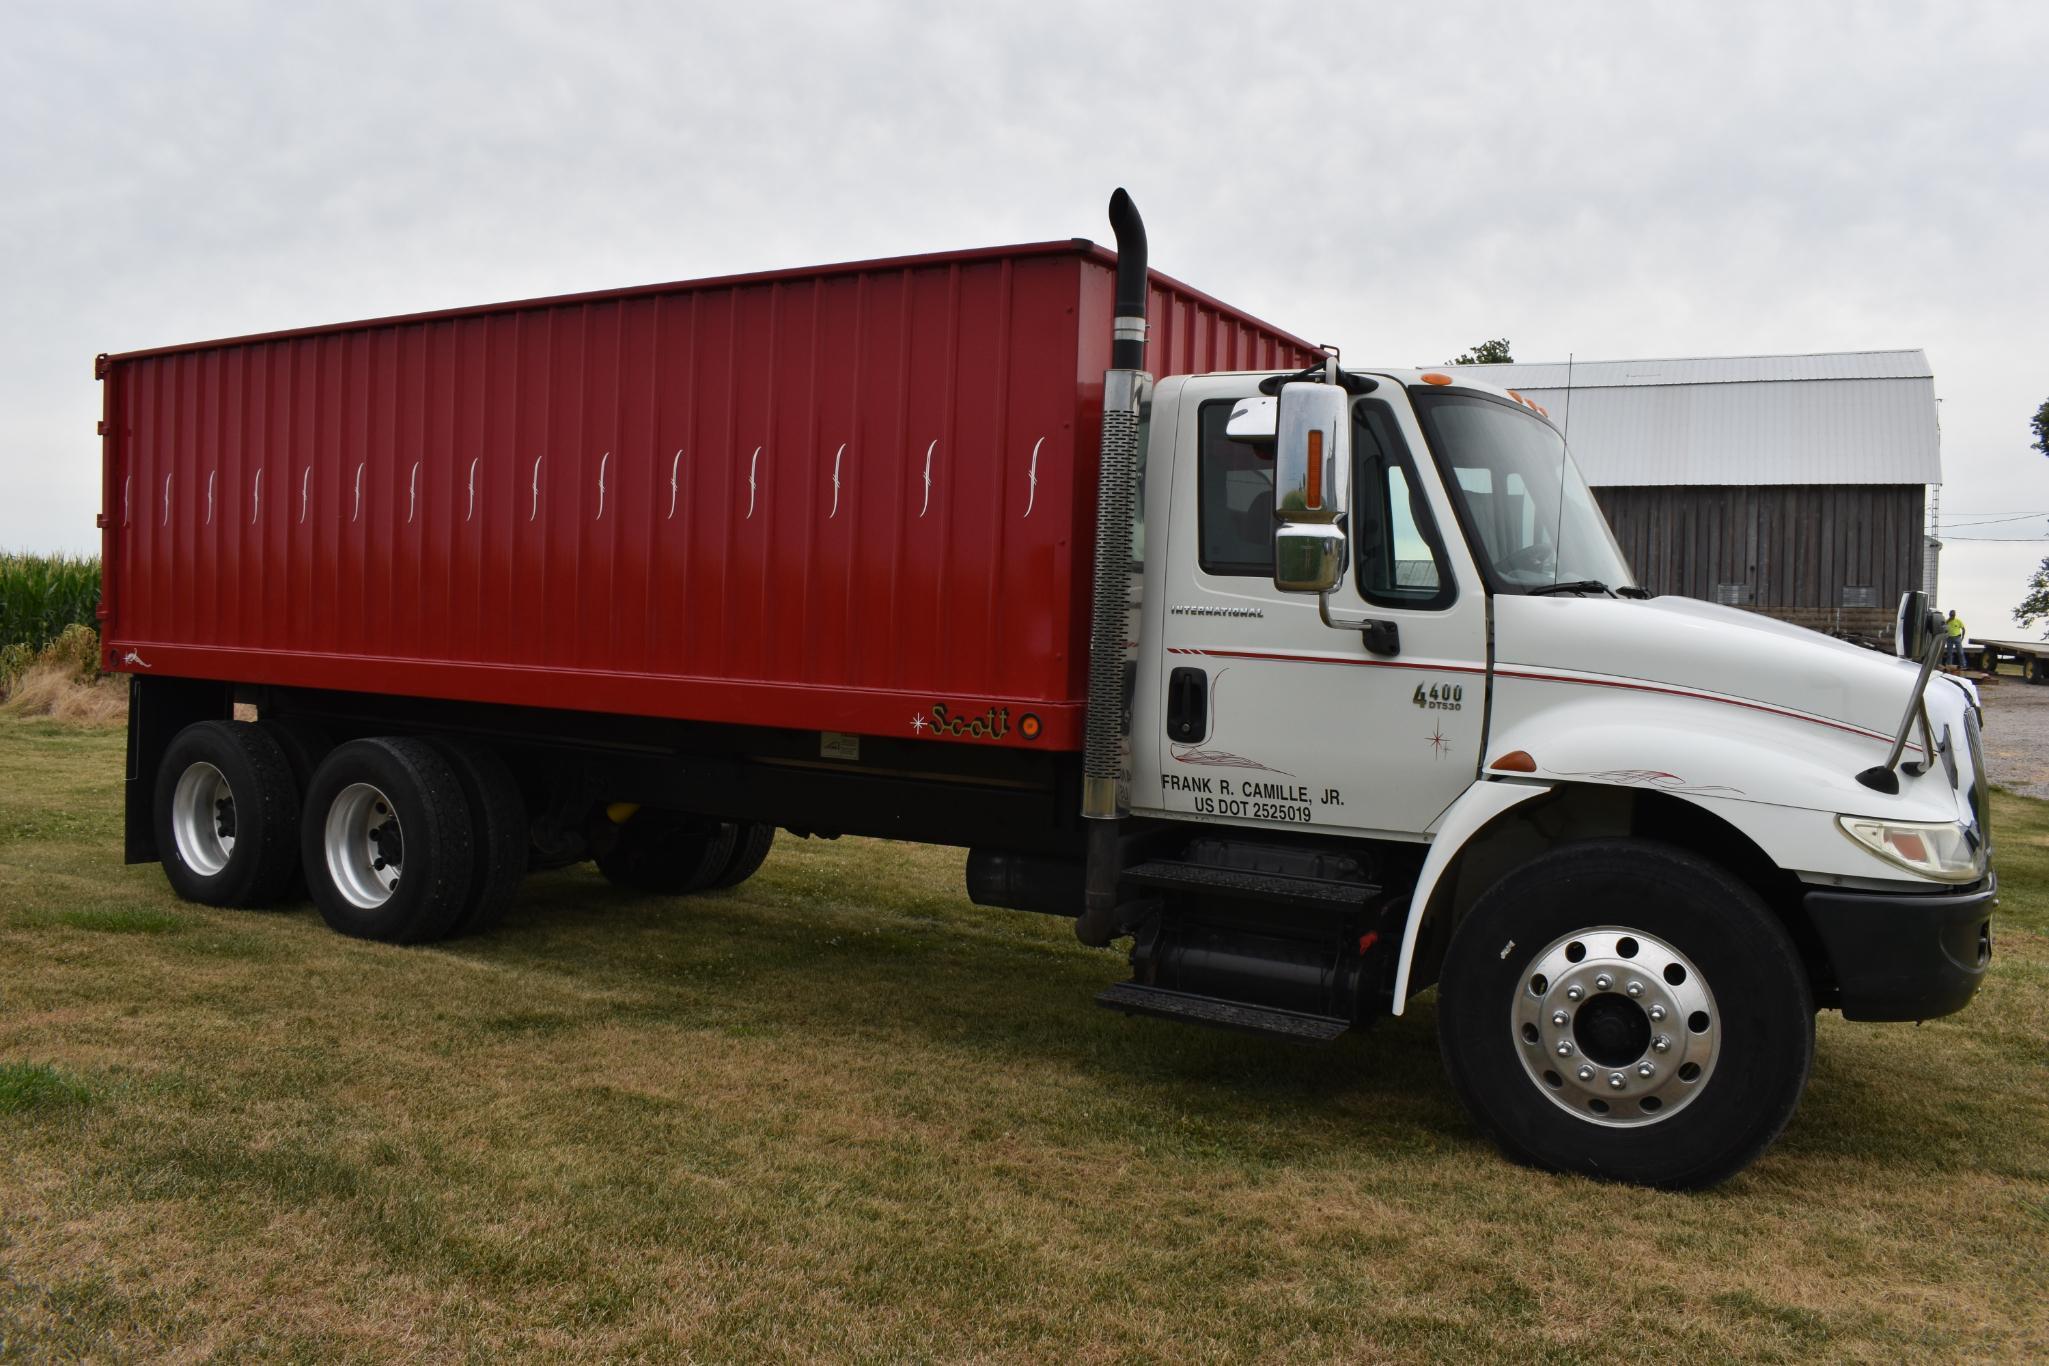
[1077, 188, 1151, 947]
[1106, 189, 1149, 370]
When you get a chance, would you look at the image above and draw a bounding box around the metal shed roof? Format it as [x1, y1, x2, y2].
[1447, 349, 1940, 487]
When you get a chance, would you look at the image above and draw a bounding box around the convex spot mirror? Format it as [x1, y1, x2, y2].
[1225, 396, 1277, 443]
[1272, 382, 1351, 594]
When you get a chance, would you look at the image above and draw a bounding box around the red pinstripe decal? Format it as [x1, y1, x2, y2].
[1174, 646, 1488, 676]
[1170, 646, 1906, 748]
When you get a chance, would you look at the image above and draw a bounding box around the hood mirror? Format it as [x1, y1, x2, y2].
[1860, 590, 1953, 793]
[1895, 590, 1936, 661]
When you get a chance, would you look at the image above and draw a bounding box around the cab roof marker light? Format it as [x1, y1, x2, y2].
[1420, 372, 1454, 386]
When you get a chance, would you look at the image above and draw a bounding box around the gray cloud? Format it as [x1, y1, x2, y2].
[6, 0, 2044, 631]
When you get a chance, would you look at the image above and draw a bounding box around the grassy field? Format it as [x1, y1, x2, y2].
[2, 715, 2045, 1361]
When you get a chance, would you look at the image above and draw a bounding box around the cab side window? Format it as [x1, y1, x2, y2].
[1197, 402, 1275, 576]
[1196, 397, 1454, 608]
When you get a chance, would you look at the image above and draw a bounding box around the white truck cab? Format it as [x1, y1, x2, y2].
[1092, 358, 1994, 1186]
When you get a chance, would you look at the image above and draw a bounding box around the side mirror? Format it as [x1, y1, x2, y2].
[1275, 524, 1347, 594]
[1272, 382, 1351, 593]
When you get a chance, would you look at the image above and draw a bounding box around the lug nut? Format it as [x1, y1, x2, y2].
[1576, 1065, 1595, 1082]
[1566, 984, 1585, 1002]
[1608, 1072, 1626, 1090]
[1648, 1004, 1667, 1022]
[1556, 1040, 1574, 1056]
[1652, 1034, 1672, 1053]
[1594, 973, 1613, 991]
[1551, 1010, 1570, 1027]
[1638, 1062, 1656, 1079]
[1626, 980, 1645, 998]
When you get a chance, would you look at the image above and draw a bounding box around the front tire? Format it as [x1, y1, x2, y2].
[1436, 840, 1813, 1188]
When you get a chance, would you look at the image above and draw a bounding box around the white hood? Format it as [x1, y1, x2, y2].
[1494, 594, 1919, 738]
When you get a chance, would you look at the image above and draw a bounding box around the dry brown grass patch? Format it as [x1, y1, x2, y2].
[0, 661, 128, 724]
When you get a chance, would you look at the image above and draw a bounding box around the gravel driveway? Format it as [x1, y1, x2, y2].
[1975, 676, 2049, 798]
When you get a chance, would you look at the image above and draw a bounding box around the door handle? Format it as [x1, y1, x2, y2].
[1167, 667, 1209, 743]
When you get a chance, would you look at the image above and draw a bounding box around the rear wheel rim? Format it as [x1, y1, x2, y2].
[1512, 925, 1720, 1128]
[171, 761, 236, 876]
[325, 782, 404, 910]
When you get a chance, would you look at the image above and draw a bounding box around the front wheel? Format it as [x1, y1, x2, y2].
[1436, 840, 1813, 1188]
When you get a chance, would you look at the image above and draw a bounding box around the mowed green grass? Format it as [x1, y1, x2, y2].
[2, 716, 2045, 1362]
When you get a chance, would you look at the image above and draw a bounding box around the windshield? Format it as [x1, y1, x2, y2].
[1412, 390, 1635, 592]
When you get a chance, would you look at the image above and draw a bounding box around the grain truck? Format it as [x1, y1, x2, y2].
[96, 192, 1994, 1186]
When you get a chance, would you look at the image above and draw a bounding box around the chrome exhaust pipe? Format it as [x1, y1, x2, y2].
[1077, 188, 1150, 947]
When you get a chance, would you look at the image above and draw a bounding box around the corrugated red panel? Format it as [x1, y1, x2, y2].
[98, 242, 1315, 749]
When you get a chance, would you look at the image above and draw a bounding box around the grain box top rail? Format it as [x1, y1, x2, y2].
[104, 240, 1317, 367]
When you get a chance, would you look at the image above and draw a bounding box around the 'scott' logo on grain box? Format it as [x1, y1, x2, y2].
[912, 704, 1039, 742]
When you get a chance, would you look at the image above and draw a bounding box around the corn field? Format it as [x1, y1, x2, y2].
[1, 553, 100, 651]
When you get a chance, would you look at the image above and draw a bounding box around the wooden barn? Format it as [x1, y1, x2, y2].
[1451, 350, 1942, 638]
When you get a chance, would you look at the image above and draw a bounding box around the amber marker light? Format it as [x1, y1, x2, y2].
[1421, 372, 1454, 385]
[1305, 427, 1325, 509]
[1020, 713, 1042, 740]
[1491, 750, 1538, 773]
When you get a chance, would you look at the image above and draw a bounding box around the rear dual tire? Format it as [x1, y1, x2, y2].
[710, 822, 775, 889]
[594, 809, 736, 893]
[429, 737, 528, 936]
[594, 813, 775, 894]
[154, 720, 301, 908]
[300, 737, 475, 944]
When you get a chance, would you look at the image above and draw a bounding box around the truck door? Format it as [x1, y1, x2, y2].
[1141, 377, 1488, 837]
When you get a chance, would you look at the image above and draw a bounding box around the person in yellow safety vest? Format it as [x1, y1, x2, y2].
[1944, 609, 1967, 669]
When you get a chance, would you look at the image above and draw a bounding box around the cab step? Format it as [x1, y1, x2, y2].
[1095, 981, 1351, 1043]
[1121, 859, 1379, 909]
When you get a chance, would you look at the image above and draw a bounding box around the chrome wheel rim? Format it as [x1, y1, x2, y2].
[325, 782, 404, 910]
[1512, 925, 1720, 1127]
[171, 761, 236, 876]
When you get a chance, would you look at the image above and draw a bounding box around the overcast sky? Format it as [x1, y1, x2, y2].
[6, 1, 2045, 635]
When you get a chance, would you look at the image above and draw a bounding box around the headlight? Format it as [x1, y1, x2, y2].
[1837, 816, 1985, 883]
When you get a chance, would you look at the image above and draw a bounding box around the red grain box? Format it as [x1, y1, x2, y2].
[98, 241, 1314, 748]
